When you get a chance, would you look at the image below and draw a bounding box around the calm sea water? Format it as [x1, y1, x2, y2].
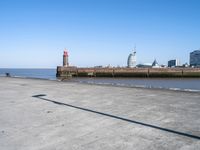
[0, 68, 56, 80]
[0, 68, 200, 92]
[71, 78, 200, 92]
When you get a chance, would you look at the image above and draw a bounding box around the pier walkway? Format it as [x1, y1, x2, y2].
[0, 77, 200, 149]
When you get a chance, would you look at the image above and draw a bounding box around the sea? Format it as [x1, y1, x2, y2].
[0, 68, 200, 92]
[0, 68, 57, 80]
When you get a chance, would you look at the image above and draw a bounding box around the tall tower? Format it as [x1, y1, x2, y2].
[127, 47, 136, 68]
[63, 49, 69, 67]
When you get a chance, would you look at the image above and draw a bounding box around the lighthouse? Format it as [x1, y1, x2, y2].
[63, 50, 69, 67]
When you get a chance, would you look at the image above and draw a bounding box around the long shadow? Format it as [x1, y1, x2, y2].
[32, 94, 200, 140]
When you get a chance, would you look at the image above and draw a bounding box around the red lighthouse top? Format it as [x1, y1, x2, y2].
[63, 50, 68, 57]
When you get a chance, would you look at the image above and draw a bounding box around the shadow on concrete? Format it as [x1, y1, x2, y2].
[32, 94, 200, 140]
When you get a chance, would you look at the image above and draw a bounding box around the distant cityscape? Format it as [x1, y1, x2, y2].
[63, 48, 200, 69]
[58, 49, 200, 78]
[93, 49, 200, 69]
[127, 49, 200, 68]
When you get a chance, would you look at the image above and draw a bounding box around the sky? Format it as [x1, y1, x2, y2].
[0, 0, 200, 68]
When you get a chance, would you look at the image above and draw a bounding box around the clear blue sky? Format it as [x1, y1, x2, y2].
[0, 0, 200, 68]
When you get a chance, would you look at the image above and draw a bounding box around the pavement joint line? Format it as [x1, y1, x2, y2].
[32, 94, 200, 140]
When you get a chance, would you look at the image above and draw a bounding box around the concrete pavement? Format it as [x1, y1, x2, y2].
[0, 77, 200, 150]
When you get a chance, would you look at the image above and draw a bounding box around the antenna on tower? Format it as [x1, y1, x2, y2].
[133, 44, 136, 54]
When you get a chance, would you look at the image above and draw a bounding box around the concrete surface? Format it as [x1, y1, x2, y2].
[0, 77, 200, 150]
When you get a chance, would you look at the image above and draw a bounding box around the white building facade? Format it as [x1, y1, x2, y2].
[127, 50, 136, 68]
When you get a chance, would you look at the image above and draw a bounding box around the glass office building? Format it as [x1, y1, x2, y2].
[168, 59, 180, 67]
[190, 50, 200, 67]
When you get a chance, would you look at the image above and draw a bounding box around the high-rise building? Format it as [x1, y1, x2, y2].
[127, 49, 136, 68]
[190, 50, 200, 67]
[168, 59, 180, 67]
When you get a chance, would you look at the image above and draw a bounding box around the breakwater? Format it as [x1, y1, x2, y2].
[56, 66, 200, 78]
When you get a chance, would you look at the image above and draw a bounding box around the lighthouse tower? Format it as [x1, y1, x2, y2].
[63, 50, 69, 67]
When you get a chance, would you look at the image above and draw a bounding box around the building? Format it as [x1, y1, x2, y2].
[152, 59, 160, 68]
[137, 63, 152, 68]
[127, 49, 136, 68]
[168, 59, 180, 67]
[190, 50, 200, 67]
[137, 59, 161, 68]
[63, 49, 69, 67]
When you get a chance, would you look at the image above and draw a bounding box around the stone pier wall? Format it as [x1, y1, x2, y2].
[56, 66, 200, 78]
